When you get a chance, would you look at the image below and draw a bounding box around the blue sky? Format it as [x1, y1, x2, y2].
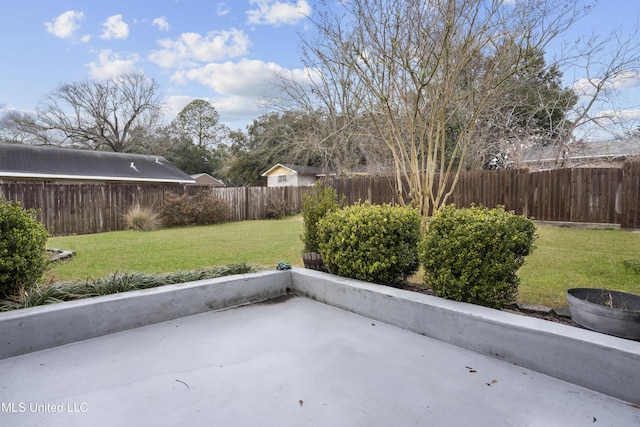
[1, 0, 639, 136]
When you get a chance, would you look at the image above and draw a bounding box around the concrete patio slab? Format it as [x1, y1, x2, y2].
[1, 268, 639, 426]
[2, 295, 639, 427]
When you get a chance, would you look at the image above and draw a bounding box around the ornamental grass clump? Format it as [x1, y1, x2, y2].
[0, 263, 253, 311]
[0, 196, 50, 298]
[124, 204, 161, 231]
[419, 205, 537, 309]
[317, 202, 421, 286]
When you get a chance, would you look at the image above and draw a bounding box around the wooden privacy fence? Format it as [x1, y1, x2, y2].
[0, 183, 210, 236]
[322, 165, 639, 228]
[1, 162, 639, 236]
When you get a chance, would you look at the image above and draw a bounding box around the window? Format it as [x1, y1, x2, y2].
[278, 175, 288, 183]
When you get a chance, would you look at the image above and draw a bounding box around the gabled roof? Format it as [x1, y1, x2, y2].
[261, 163, 327, 177]
[190, 173, 226, 186]
[521, 138, 640, 163]
[0, 143, 195, 184]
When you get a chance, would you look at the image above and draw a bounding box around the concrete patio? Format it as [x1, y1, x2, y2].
[1, 269, 639, 426]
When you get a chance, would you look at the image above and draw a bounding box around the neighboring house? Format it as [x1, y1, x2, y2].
[0, 143, 195, 184]
[261, 163, 331, 187]
[518, 138, 640, 170]
[190, 173, 225, 187]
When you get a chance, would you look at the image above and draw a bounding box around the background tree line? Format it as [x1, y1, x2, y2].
[1, 0, 639, 198]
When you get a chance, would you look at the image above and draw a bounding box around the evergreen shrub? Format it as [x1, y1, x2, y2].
[300, 182, 344, 253]
[0, 197, 50, 297]
[317, 202, 421, 285]
[419, 205, 537, 309]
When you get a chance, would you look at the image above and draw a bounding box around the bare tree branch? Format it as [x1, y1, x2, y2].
[280, 0, 588, 217]
[1, 73, 162, 152]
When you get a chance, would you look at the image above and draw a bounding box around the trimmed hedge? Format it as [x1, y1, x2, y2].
[317, 202, 421, 286]
[301, 182, 344, 253]
[0, 197, 50, 297]
[419, 205, 536, 309]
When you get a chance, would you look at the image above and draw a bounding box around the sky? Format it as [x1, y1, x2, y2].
[0, 0, 639, 136]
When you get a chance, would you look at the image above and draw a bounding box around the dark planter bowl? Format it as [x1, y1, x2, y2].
[566, 288, 640, 340]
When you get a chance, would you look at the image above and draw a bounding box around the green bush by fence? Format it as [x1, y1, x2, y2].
[161, 192, 230, 227]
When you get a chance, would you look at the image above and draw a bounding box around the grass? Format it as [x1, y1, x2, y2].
[518, 226, 640, 307]
[46, 216, 305, 282]
[45, 216, 640, 308]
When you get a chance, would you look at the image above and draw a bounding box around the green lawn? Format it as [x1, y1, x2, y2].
[518, 226, 640, 307]
[47, 216, 640, 308]
[46, 216, 305, 282]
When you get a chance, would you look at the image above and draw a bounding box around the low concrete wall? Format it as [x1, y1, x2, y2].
[0, 270, 288, 360]
[290, 268, 640, 405]
[2, 268, 639, 404]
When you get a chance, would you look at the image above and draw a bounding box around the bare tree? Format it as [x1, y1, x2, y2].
[0, 73, 162, 152]
[285, 0, 591, 216]
[546, 24, 640, 166]
[272, 44, 389, 176]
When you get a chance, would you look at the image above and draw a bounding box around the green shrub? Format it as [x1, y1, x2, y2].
[193, 194, 230, 225]
[301, 182, 344, 253]
[124, 204, 161, 231]
[161, 192, 230, 226]
[0, 197, 50, 297]
[266, 198, 294, 219]
[419, 205, 537, 309]
[317, 202, 421, 285]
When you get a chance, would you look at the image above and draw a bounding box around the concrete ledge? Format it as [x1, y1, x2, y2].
[290, 268, 640, 404]
[0, 270, 288, 360]
[2, 267, 639, 404]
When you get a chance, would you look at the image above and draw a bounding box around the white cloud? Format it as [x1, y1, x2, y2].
[172, 59, 307, 96]
[152, 16, 170, 31]
[100, 15, 129, 40]
[246, 0, 311, 27]
[573, 71, 640, 96]
[148, 28, 250, 69]
[86, 49, 139, 79]
[45, 10, 85, 39]
[595, 108, 640, 121]
[166, 59, 312, 127]
[172, 59, 282, 96]
[217, 2, 230, 16]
